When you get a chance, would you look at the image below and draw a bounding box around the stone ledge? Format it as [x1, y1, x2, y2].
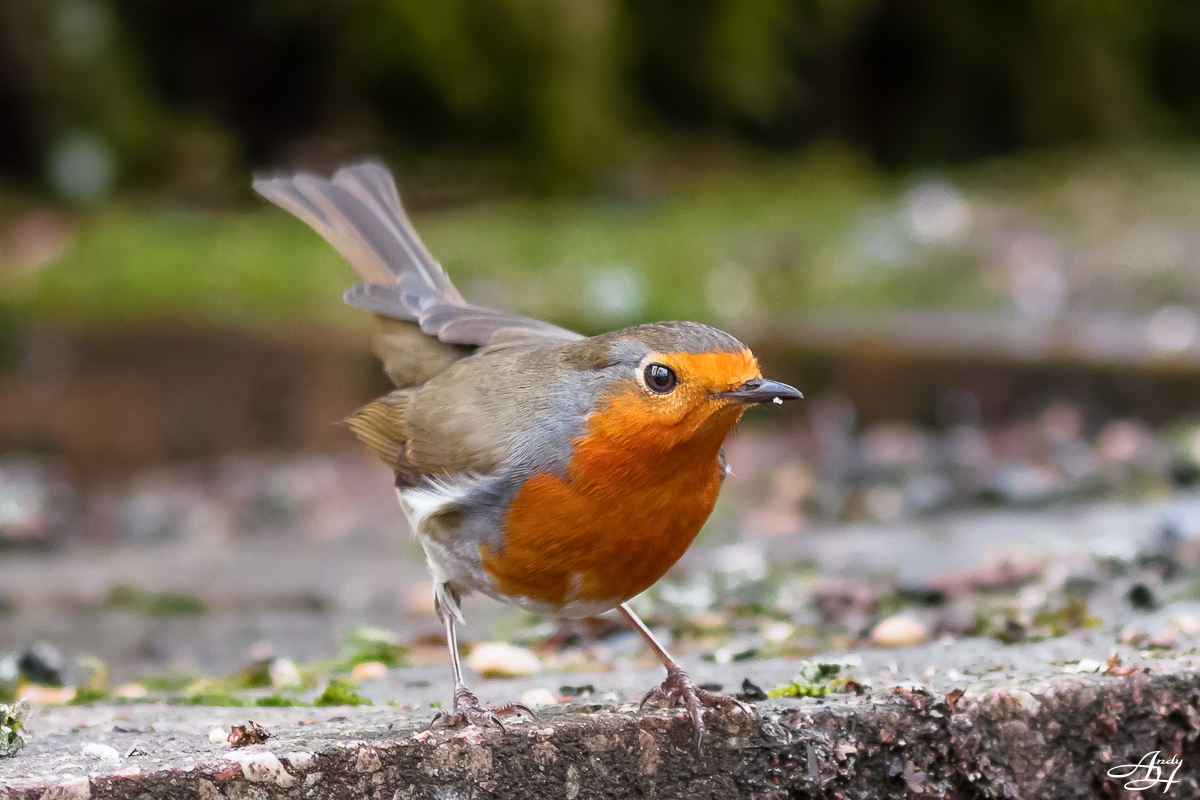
[2, 653, 1200, 799]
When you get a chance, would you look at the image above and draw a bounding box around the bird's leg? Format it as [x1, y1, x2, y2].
[428, 602, 533, 733]
[619, 602, 751, 748]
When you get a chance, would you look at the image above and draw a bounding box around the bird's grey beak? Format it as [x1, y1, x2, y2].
[718, 377, 804, 405]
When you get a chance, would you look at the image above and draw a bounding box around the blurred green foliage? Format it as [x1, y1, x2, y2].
[67, 685, 108, 705]
[3, 154, 999, 331]
[106, 584, 209, 616]
[3, 0, 1200, 194]
[1032, 596, 1102, 637]
[335, 626, 410, 671]
[255, 694, 308, 707]
[314, 678, 371, 707]
[0, 700, 29, 757]
[10, 146, 1200, 331]
[179, 678, 247, 707]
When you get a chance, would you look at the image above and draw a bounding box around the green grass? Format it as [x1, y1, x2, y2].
[315, 678, 372, 707]
[255, 694, 309, 707]
[4, 207, 358, 330]
[0, 153, 988, 334]
[6, 147, 1200, 334]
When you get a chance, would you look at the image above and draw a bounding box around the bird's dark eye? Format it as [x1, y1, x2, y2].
[644, 363, 678, 394]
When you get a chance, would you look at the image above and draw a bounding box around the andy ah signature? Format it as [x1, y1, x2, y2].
[1108, 751, 1183, 792]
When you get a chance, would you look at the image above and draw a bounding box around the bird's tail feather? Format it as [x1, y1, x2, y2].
[252, 162, 465, 323]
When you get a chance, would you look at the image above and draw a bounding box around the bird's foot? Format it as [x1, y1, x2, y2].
[640, 663, 753, 748]
[429, 685, 534, 733]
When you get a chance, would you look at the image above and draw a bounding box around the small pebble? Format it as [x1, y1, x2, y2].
[1063, 659, 1105, 674]
[350, 661, 388, 681]
[406, 582, 437, 615]
[762, 622, 795, 643]
[466, 642, 541, 678]
[270, 658, 302, 689]
[18, 642, 65, 686]
[692, 612, 726, 630]
[1126, 583, 1157, 611]
[737, 678, 767, 702]
[455, 728, 483, 745]
[1120, 626, 1143, 643]
[519, 688, 559, 708]
[209, 727, 228, 744]
[1153, 626, 1179, 648]
[870, 615, 929, 647]
[17, 685, 75, 704]
[113, 683, 147, 699]
[247, 641, 275, 662]
[82, 743, 120, 761]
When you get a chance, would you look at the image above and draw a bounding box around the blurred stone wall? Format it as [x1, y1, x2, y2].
[0, 326, 380, 475]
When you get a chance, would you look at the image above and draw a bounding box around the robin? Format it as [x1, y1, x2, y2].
[254, 163, 802, 745]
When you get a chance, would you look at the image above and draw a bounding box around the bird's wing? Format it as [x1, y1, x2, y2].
[253, 162, 583, 348]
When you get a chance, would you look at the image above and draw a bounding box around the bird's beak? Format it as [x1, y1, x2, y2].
[718, 377, 804, 405]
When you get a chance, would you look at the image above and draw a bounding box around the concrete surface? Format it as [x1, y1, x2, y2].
[2, 641, 1199, 799]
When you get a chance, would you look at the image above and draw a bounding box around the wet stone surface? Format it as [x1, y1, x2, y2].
[2, 644, 1200, 799]
[6, 453, 1200, 794]
[6, 490, 1200, 685]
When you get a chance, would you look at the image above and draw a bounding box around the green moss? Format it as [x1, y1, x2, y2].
[68, 687, 108, 705]
[769, 680, 834, 699]
[335, 626, 409, 671]
[768, 660, 856, 699]
[877, 588, 948, 618]
[105, 584, 141, 608]
[234, 661, 273, 690]
[107, 585, 208, 617]
[138, 675, 195, 692]
[180, 692, 247, 707]
[315, 679, 372, 707]
[1033, 597, 1102, 637]
[255, 694, 308, 707]
[179, 678, 247, 707]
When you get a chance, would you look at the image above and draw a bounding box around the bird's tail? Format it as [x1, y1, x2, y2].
[252, 162, 466, 322]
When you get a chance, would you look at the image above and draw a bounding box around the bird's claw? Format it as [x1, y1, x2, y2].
[639, 663, 753, 749]
[429, 686, 534, 733]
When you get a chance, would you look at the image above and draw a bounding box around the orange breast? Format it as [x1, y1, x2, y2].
[480, 395, 744, 610]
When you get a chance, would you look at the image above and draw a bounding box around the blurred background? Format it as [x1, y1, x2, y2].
[6, 0, 1200, 705]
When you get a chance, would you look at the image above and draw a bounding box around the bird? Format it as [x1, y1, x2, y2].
[253, 162, 802, 746]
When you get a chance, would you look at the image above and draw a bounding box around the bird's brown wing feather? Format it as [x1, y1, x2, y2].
[346, 344, 571, 485]
[344, 390, 431, 487]
[371, 317, 474, 388]
[255, 161, 583, 481]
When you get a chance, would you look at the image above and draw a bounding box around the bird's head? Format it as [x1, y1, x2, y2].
[572, 321, 802, 451]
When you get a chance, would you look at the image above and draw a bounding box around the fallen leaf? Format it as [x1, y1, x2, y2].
[228, 721, 271, 747]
